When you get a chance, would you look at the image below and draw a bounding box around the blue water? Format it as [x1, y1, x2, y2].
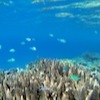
[0, 0, 100, 70]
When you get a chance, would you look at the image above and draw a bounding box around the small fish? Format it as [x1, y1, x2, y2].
[8, 58, 15, 62]
[26, 37, 32, 42]
[39, 86, 50, 91]
[57, 38, 66, 43]
[9, 0, 13, 4]
[9, 49, 15, 53]
[0, 45, 2, 50]
[3, 2, 10, 6]
[49, 33, 54, 37]
[30, 46, 37, 51]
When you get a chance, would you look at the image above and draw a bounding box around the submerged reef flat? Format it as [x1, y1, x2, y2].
[0, 58, 100, 100]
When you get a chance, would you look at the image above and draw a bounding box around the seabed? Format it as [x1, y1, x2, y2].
[0, 53, 100, 100]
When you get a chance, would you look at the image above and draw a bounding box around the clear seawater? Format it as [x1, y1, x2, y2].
[0, 0, 100, 71]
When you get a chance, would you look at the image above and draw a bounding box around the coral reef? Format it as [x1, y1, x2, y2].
[82, 52, 100, 62]
[0, 59, 100, 100]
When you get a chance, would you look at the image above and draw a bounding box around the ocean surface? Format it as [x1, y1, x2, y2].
[0, 0, 100, 71]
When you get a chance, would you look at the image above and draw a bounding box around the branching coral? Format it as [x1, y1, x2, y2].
[0, 59, 100, 100]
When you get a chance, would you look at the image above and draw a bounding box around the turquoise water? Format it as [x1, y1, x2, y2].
[0, 0, 100, 70]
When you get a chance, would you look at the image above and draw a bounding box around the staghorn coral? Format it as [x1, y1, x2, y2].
[0, 59, 99, 100]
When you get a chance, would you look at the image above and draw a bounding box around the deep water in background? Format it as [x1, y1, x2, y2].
[0, 0, 100, 70]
